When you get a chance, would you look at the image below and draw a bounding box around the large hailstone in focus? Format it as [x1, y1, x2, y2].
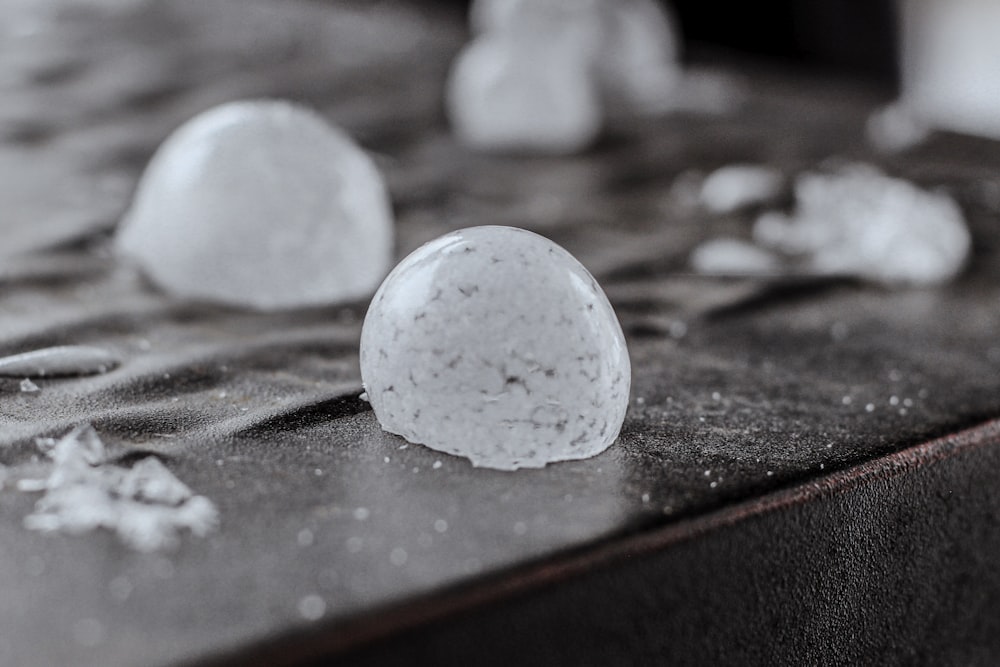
[116, 100, 393, 310]
[360, 226, 631, 470]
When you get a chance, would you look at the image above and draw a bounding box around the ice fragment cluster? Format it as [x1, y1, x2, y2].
[117, 100, 393, 310]
[699, 164, 785, 214]
[449, 0, 680, 153]
[360, 226, 630, 470]
[693, 165, 971, 287]
[16, 425, 217, 552]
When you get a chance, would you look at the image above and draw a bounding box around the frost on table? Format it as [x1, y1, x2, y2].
[0, 345, 121, 378]
[451, 0, 680, 152]
[360, 226, 631, 471]
[116, 100, 394, 310]
[16, 425, 217, 552]
[751, 165, 970, 286]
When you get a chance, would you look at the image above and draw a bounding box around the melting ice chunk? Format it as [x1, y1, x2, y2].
[116, 100, 394, 310]
[17, 424, 218, 552]
[0, 345, 120, 378]
[699, 164, 785, 214]
[446, 33, 602, 154]
[752, 165, 971, 286]
[19, 378, 39, 393]
[360, 226, 630, 471]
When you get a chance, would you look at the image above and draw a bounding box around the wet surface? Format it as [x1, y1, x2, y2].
[2, 2, 1000, 666]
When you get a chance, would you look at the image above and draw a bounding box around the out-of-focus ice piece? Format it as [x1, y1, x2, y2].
[116, 100, 394, 310]
[593, 0, 682, 115]
[360, 226, 630, 471]
[466, 0, 681, 118]
[0, 345, 120, 377]
[446, 34, 602, 154]
[690, 238, 782, 276]
[898, 0, 1000, 140]
[866, 103, 931, 153]
[753, 165, 971, 286]
[699, 164, 785, 214]
[19, 378, 40, 393]
[18, 424, 218, 552]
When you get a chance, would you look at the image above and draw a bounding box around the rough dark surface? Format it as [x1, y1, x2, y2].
[2, 2, 1000, 666]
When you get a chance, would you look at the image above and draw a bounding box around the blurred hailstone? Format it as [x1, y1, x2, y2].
[116, 100, 394, 310]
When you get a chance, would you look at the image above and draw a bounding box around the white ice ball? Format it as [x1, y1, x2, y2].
[446, 34, 603, 154]
[116, 100, 393, 310]
[360, 226, 631, 470]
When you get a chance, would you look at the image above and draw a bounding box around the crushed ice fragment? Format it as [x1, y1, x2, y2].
[360, 226, 630, 470]
[752, 165, 970, 286]
[116, 100, 394, 310]
[0, 345, 121, 378]
[15, 425, 218, 552]
[699, 164, 784, 214]
[19, 378, 39, 393]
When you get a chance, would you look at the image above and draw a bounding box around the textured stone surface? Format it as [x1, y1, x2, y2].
[361, 226, 630, 470]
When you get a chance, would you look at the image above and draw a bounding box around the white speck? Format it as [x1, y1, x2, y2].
[709, 481, 718, 488]
[641, 492, 650, 503]
[766, 471, 774, 477]
[636, 396, 646, 405]
[19, 378, 39, 393]
[703, 469, 711, 477]
[903, 397, 914, 407]
[899, 408, 908, 416]
[390, 547, 408, 566]
[889, 395, 900, 406]
[699, 416, 706, 422]
[412, 467, 420, 474]
[215, 459, 224, 467]
[383, 456, 391, 464]
[346, 536, 364, 553]
[297, 594, 326, 621]
[668, 320, 688, 339]
[217, 391, 227, 399]
[711, 392, 721, 401]
[352, 507, 370, 521]
[72, 618, 105, 647]
[865, 403, 876, 412]
[359, 392, 369, 402]
[433, 519, 448, 533]
[513, 521, 527, 535]
[109, 576, 133, 602]
[841, 395, 852, 405]
[888, 369, 903, 382]
[398, 444, 408, 450]
[432, 460, 442, 469]
[314, 468, 323, 477]
[297, 529, 315, 547]
[820, 463, 825, 470]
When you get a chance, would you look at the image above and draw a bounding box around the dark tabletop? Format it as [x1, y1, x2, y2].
[2, 2, 1000, 666]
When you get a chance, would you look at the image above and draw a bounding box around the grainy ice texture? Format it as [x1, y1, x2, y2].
[116, 100, 393, 310]
[752, 165, 971, 286]
[13, 425, 218, 552]
[360, 226, 630, 470]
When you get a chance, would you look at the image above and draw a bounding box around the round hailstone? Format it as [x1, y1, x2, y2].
[446, 33, 602, 154]
[360, 226, 630, 470]
[116, 100, 393, 310]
